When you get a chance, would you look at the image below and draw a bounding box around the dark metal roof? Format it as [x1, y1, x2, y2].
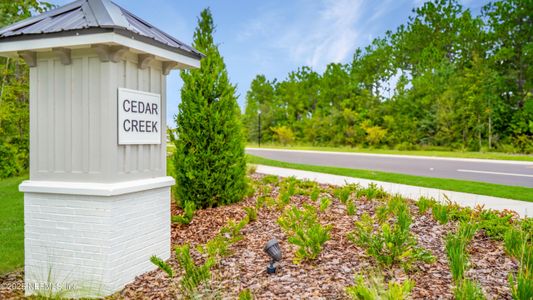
[0, 0, 202, 59]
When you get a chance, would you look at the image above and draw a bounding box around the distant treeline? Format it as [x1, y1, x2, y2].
[242, 0, 532, 153]
[0, 1, 53, 178]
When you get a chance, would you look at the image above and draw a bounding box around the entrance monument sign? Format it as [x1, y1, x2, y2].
[0, 0, 201, 296]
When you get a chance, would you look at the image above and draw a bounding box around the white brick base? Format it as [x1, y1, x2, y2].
[22, 180, 172, 298]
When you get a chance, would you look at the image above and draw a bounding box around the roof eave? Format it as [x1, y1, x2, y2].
[0, 29, 201, 69]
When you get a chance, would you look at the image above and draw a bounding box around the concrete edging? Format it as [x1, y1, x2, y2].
[254, 164, 532, 217]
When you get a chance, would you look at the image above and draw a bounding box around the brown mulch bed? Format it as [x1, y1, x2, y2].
[0, 173, 519, 299]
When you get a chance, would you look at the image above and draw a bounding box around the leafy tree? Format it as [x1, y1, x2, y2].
[0, 0, 53, 178]
[242, 0, 531, 153]
[173, 8, 247, 208]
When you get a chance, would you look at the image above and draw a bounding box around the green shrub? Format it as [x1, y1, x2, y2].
[173, 8, 247, 209]
[509, 262, 533, 300]
[310, 186, 321, 202]
[151, 244, 215, 295]
[277, 204, 332, 263]
[276, 190, 291, 210]
[244, 206, 257, 222]
[416, 197, 436, 214]
[197, 235, 231, 259]
[172, 201, 196, 225]
[280, 176, 298, 196]
[346, 200, 357, 216]
[261, 175, 279, 185]
[504, 227, 524, 259]
[432, 204, 449, 224]
[477, 210, 513, 240]
[319, 197, 332, 212]
[220, 218, 249, 243]
[504, 226, 533, 270]
[335, 184, 358, 203]
[458, 221, 479, 243]
[346, 273, 413, 300]
[454, 279, 485, 300]
[350, 203, 433, 271]
[238, 288, 253, 300]
[271, 125, 295, 145]
[175, 244, 215, 293]
[0, 142, 21, 179]
[356, 183, 387, 200]
[445, 234, 468, 282]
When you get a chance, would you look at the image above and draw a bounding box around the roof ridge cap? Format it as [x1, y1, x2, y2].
[87, 0, 129, 28]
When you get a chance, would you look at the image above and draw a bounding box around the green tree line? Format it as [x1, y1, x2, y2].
[0, 1, 52, 178]
[243, 0, 533, 153]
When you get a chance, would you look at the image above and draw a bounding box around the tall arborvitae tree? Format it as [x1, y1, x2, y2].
[173, 8, 247, 208]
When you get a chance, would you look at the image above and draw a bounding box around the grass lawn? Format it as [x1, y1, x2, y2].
[0, 175, 26, 275]
[248, 154, 533, 202]
[247, 144, 533, 162]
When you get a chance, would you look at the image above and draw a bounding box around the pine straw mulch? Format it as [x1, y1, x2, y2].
[0, 173, 519, 300]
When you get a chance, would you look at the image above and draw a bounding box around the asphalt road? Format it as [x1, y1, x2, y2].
[246, 148, 533, 188]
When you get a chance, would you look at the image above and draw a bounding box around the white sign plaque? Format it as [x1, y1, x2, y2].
[118, 88, 161, 145]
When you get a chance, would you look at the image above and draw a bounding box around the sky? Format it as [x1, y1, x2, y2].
[51, 0, 488, 125]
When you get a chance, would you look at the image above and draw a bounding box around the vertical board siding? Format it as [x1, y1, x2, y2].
[88, 57, 101, 173]
[54, 59, 65, 173]
[30, 50, 166, 182]
[36, 59, 47, 172]
[47, 59, 54, 172]
[64, 63, 72, 173]
[71, 57, 83, 173]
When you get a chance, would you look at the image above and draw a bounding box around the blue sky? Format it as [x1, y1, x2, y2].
[52, 0, 488, 125]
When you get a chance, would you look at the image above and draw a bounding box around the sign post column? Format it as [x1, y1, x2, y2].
[0, 0, 202, 297]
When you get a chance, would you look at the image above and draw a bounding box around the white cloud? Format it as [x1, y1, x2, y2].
[277, 0, 364, 71]
[238, 0, 364, 72]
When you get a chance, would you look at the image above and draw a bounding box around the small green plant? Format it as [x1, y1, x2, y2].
[477, 210, 514, 240]
[277, 204, 332, 263]
[445, 234, 468, 282]
[220, 218, 249, 243]
[509, 262, 533, 300]
[247, 165, 257, 175]
[244, 206, 257, 222]
[416, 196, 435, 214]
[319, 197, 332, 212]
[504, 227, 523, 259]
[261, 175, 279, 185]
[280, 176, 298, 196]
[197, 235, 231, 259]
[346, 200, 357, 216]
[152, 244, 215, 295]
[175, 244, 215, 293]
[346, 273, 413, 300]
[310, 186, 320, 201]
[432, 204, 449, 224]
[356, 183, 387, 200]
[238, 288, 253, 300]
[333, 183, 360, 203]
[458, 220, 479, 242]
[275, 190, 291, 210]
[172, 201, 196, 225]
[454, 279, 486, 300]
[349, 200, 434, 271]
[150, 256, 174, 278]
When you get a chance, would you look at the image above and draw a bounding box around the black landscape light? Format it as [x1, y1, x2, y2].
[264, 239, 282, 274]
